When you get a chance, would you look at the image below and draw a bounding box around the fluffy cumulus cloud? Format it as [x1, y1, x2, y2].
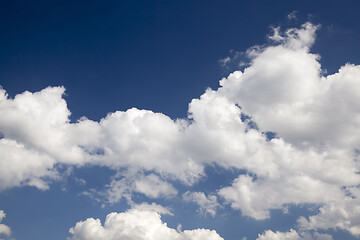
[0, 210, 11, 237]
[215, 23, 360, 234]
[298, 187, 360, 236]
[2, 22, 360, 238]
[68, 207, 223, 240]
[219, 23, 360, 151]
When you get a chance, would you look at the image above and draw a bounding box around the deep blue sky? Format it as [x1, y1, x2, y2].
[1, 1, 360, 240]
[1, 0, 360, 121]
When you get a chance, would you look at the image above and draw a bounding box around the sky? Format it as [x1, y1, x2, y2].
[1, 1, 360, 239]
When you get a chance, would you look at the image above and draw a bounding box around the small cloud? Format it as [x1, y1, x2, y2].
[131, 202, 173, 216]
[239, 61, 247, 68]
[183, 191, 219, 217]
[287, 10, 298, 21]
[219, 56, 231, 66]
[74, 177, 86, 186]
[0, 210, 11, 237]
[268, 26, 284, 42]
[177, 224, 182, 232]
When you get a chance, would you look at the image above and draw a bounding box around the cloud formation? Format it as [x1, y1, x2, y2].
[256, 229, 332, 240]
[0, 210, 11, 237]
[103, 172, 178, 204]
[68, 207, 223, 240]
[298, 187, 360, 236]
[1, 22, 360, 238]
[183, 191, 219, 217]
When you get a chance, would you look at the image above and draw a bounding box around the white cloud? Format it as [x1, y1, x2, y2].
[0, 210, 11, 237]
[218, 23, 360, 152]
[103, 172, 177, 204]
[68, 207, 223, 240]
[256, 229, 332, 240]
[0, 87, 205, 191]
[0, 86, 82, 190]
[218, 172, 344, 220]
[75, 108, 207, 187]
[0, 138, 58, 190]
[0, 86, 84, 164]
[298, 187, 360, 236]
[287, 11, 298, 21]
[131, 202, 173, 216]
[269, 27, 284, 42]
[183, 191, 219, 217]
[1, 22, 360, 238]
[214, 23, 360, 234]
[219, 56, 231, 66]
[134, 174, 178, 199]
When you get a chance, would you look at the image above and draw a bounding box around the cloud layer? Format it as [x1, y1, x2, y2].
[1, 22, 360, 238]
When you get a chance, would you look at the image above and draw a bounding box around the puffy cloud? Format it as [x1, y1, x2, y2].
[0, 210, 11, 237]
[298, 187, 360, 236]
[134, 174, 177, 199]
[68, 207, 223, 240]
[218, 173, 344, 220]
[256, 229, 332, 240]
[215, 22, 360, 218]
[218, 23, 360, 152]
[0, 138, 58, 190]
[0, 86, 83, 190]
[0, 87, 204, 191]
[0, 86, 84, 164]
[130, 202, 173, 216]
[2, 22, 360, 238]
[183, 191, 219, 217]
[77, 108, 204, 185]
[103, 172, 177, 204]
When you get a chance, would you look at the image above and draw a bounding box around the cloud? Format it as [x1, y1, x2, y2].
[68, 207, 223, 240]
[1, 22, 360, 238]
[103, 172, 177, 204]
[287, 11, 298, 21]
[130, 202, 173, 216]
[256, 229, 332, 240]
[298, 187, 360, 236]
[215, 23, 360, 231]
[218, 172, 344, 220]
[219, 23, 360, 150]
[219, 56, 231, 66]
[0, 87, 205, 190]
[0, 138, 58, 190]
[0, 86, 86, 190]
[183, 191, 219, 217]
[0, 210, 11, 237]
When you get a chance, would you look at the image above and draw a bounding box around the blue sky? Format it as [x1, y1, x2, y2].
[1, 1, 360, 240]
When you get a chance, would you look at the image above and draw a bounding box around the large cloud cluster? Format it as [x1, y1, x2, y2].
[68, 207, 223, 240]
[1, 22, 360, 237]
